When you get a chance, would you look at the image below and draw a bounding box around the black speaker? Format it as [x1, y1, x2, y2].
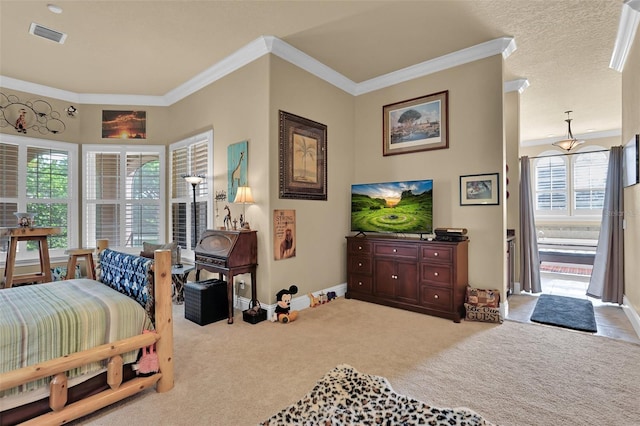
[184, 279, 228, 326]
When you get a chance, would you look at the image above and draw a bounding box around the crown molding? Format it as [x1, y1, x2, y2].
[610, 0, 640, 72]
[355, 37, 516, 96]
[521, 129, 622, 147]
[504, 78, 530, 94]
[0, 36, 515, 105]
[268, 36, 358, 94]
[163, 36, 272, 105]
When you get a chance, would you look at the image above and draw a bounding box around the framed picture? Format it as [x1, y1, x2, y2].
[228, 140, 248, 203]
[279, 110, 327, 200]
[383, 90, 448, 156]
[102, 110, 146, 139]
[623, 134, 639, 188]
[460, 173, 499, 206]
[273, 209, 296, 260]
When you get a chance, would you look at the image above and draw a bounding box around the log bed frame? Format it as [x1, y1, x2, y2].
[0, 240, 174, 425]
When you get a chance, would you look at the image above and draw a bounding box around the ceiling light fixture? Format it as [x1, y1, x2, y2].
[552, 111, 584, 152]
[47, 4, 63, 14]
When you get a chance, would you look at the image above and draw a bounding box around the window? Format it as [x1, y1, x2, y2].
[170, 131, 213, 253]
[534, 147, 609, 218]
[84, 145, 165, 251]
[0, 134, 77, 262]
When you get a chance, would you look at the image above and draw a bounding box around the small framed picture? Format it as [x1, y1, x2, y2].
[383, 90, 448, 156]
[460, 173, 499, 206]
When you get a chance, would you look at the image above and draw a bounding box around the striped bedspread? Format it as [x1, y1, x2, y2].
[0, 279, 153, 399]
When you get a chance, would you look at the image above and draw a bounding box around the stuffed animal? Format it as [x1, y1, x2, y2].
[308, 292, 320, 308]
[272, 285, 298, 323]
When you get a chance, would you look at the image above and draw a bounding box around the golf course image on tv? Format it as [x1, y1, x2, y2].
[350, 179, 433, 234]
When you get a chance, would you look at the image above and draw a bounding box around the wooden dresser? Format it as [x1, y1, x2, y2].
[346, 236, 469, 322]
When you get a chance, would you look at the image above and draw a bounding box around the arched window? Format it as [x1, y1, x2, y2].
[534, 154, 567, 214]
[572, 149, 608, 214]
[533, 146, 609, 218]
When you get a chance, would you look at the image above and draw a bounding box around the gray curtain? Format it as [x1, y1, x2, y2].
[519, 156, 541, 293]
[587, 146, 624, 304]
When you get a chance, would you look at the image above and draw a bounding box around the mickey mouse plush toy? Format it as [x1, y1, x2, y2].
[272, 285, 299, 323]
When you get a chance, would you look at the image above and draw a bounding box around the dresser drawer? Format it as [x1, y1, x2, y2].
[348, 274, 372, 293]
[375, 243, 418, 259]
[421, 286, 452, 310]
[348, 239, 372, 255]
[421, 264, 452, 286]
[348, 256, 372, 274]
[421, 246, 453, 263]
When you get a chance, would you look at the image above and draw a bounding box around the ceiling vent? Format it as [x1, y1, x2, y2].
[29, 22, 67, 44]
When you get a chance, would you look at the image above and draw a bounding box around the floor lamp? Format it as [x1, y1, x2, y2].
[184, 175, 204, 249]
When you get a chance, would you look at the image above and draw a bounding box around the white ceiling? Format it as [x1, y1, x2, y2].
[0, 0, 634, 144]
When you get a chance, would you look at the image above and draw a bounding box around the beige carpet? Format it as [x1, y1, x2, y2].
[71, 297, 640, 426]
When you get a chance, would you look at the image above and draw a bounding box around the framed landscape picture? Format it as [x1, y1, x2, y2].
[383, 90, 448, 156]
[278, 110, 327, 200]
[102, 110, 146, 139]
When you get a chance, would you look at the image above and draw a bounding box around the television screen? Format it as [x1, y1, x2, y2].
[351, 179, 433, 235]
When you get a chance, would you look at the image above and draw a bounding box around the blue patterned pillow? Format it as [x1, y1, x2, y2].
[99, 248, 155, 322]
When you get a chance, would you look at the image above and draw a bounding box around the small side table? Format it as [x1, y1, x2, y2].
[65, 248, 96, 280]
[1, 226, 61, 288]
[171, 265, 195, 304]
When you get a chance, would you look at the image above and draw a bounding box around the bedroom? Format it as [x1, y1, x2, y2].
[1, 1, 640, 424]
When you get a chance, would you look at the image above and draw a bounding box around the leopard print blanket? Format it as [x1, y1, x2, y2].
[260, 364, 495, 426]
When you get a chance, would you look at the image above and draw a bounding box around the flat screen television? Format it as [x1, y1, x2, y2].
[350, 179, 433, 236]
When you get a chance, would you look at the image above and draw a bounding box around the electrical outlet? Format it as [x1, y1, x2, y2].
[239, 280, 245, 290]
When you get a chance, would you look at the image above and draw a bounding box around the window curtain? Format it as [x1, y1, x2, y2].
[519, 156, 542, 293]
[587, 146, 624, 304]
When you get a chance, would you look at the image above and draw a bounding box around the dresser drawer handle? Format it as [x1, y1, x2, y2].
[358, 281, 363, 286]
[434, 294, 439, 299]
[358, 246, 362, 250]
[434, 252, 439, 257]
[358, 262, 362, 267]
[434, 272, 439, 277]
[393, 248, 397, 253]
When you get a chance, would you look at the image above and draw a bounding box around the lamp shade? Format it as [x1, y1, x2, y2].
[233, 186, 254, 204]
[552, 111, 584, 152]
[184, 175, 204, 185]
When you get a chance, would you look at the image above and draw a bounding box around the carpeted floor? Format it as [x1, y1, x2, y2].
[70, 298, 640, 426]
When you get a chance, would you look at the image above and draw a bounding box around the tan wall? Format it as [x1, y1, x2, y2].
[158, 57, 272, 303]
[0, 89, 82, 142]
[622, 28, 640, 314]
[2, 54, 507, 301]
[268, 56, 355, 303]
[354, 55, 506, 293]
[505, 91, 520, 281]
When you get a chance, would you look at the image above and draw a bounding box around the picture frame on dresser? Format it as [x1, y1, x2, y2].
[459, 173, 499, 206]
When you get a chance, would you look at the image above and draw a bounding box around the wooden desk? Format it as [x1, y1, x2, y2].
[194, 230, 258, 324]
[1, 227, 61, 288]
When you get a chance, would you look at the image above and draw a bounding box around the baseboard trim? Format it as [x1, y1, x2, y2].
[622, 295, 640, 339]
[234, 282, 348, 322]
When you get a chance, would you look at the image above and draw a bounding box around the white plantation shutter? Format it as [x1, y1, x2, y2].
[170, 132, 212, 251]
[535, 156, 567, 213]
[0, 136, 77, 260]
[573, 151, 608, 213]
[533, 147, 609, 218]
[84, 146, 164, 250]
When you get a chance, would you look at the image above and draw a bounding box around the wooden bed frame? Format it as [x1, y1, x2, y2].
[0, 240, 174, 425]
